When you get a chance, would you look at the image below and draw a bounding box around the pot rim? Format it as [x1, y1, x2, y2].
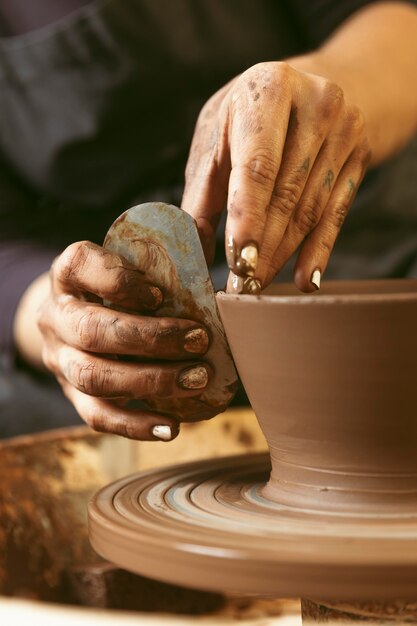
[216, 278, 417, 306]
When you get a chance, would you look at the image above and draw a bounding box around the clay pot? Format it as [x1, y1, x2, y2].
[217, 279, 417, 514]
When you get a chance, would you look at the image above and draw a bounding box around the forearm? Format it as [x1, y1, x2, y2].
[288, 1, 417, 166]
[13, 272, 50, 370]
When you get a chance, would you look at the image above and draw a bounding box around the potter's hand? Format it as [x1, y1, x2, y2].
[37, 241, 211, 441]
[182, 61, 371, 292]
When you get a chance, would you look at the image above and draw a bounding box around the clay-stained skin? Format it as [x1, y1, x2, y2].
[104, 203, 238, 421]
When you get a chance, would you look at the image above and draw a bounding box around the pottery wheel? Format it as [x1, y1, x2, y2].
[89, 453, 417, 601]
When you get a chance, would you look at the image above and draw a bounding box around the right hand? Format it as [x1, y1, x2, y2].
[38, 241, 211, 441]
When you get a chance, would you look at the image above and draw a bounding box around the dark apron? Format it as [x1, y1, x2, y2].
[0, 0, 417, 436]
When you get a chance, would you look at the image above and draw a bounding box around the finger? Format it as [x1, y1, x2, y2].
[181, 86, 232, 263]
[56, 345, 212, 399]
[226, 271, 262, 295]
[48, 299, 210, 359]
[225, 63, 292, 277]
[254, 113, 328, 284]
[263, 135, 355, 285]
[52, 241, 163, 311]
[257, 83, 350, 284]
[61, 381, 179, 441]
[294, 146, 371, 292]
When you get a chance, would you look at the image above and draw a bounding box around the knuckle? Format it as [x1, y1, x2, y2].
[319, 80, 344, 117]
[74, 308, 100, 351]
[271, 182, 301, 217]
[151, 318, 180, 350]
[294, 198, 322, 235]
[243, 151, 277, 187]
[346, 105, 366, 134]
[317, 237, 333, 255]
[249, 60, 288, 81]
[106, 414, 129, 438]
[103, 416, 142, 440]
[330, 202, 350, 230]
[74, 358, 107, 396]
[238, 61, 290, 101]
[239, 63, 264, 87]
[54, 241, 90, 282]
[123, 420, 141, 440]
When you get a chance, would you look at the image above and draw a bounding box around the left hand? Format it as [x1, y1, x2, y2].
[181, 61, 371, 292]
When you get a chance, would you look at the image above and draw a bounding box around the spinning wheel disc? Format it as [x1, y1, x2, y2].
[89, 454, 417, 600]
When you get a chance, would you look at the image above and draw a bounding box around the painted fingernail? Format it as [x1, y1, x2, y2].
[178, 365, 208, 389]
[228, 273, 261, 295]
[311, 269, 321, 290]
[226, 237, 258, 277]
[244, 277, 262, 294]
[152, 425, 172, 441]
[184, 328, 209, 354]
[236, 244, 258, 276]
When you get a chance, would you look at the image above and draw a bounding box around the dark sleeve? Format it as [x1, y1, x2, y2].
[285, 0, 417, 48]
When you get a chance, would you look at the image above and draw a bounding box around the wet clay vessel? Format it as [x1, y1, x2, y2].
[89, 279, 417, 603]
[218, 280, 417, 514]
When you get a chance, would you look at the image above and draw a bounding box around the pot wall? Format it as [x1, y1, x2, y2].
[217, 280, 417, 513]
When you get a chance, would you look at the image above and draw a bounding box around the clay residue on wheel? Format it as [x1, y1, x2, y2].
[89, 452, 417, 601]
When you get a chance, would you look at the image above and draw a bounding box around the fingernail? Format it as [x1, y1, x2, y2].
[311, 269, 321, 290]
[184, 328, 209, 354]
[149, 286, 163, 307]
[236, 244, 258, 276]
[228, 273, 261, 295]
[226, 238, 258, 276]
[140, 285, 163, 310]
[244, 277, 262, 295]
[178, 365, 208, 389]
[152, 425, 172, 441]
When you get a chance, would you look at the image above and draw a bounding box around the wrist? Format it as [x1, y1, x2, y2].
[13, 272, 50, 370]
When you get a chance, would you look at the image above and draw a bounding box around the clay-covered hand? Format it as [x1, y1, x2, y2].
[38, 241, 211, 441]
[181, 61, 371, 292]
